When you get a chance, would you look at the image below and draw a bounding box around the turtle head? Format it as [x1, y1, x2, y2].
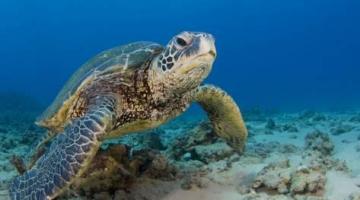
[152, 31, 216, 94]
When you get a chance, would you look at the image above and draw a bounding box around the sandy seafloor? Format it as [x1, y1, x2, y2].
[0, 96, 359, 200]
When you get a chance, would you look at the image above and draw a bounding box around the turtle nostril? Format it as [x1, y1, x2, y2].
[209, 50, 216, 57]
[205, 33, 215, 41]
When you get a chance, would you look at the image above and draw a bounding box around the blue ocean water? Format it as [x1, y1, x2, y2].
[1, 1, 360, 199]
[0, 0, 359, 111]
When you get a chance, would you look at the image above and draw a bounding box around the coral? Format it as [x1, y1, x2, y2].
[290, 168, 325, 195]
[110, 130, 165, 152]
[252, 160, 292, 194]
[312, 113, 327, 122]
[183, 121, 216, 146]
[166, 121, 220, 161]
[305, 130, 334, 156]
[303, 130, 349, 171]
[190, 142, 234, 164]
[139, 131, 166, 150]
[278, 144, 299, 154]
[143, 154, 177, 180]
[330, 124, 354, 135]
[266, 118, 277, 130]
[69, 151, 135, 198]
[282, 123, 299, 132]
[349, 114, 360, 123]
[304, 151, 349, 171]
[247, 142, 299, 159]
[252, 160, 326, 196]
[298, 111, 327, 126]
[248, 130, 343, 197]
[246, 142, 280, 158]
[173, 160, 205, 174]
[61, 144, 177, 199]
[3, 104, 359, 200]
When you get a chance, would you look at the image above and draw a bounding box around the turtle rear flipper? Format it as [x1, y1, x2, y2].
[193, 84, 248, 153]
[10, 138, 49, 175]
[9, 97, 117, 200]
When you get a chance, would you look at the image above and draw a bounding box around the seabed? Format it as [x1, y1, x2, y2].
[0, 94, 359, 200]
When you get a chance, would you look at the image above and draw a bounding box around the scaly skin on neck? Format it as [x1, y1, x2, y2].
[147, 54, 209, 104]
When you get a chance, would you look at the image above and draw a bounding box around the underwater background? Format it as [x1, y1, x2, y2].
[1, 0, 360, 200]
[0, 0, 359, 110]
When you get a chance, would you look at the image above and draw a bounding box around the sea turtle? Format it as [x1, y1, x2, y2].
[9, 31, 248, 200]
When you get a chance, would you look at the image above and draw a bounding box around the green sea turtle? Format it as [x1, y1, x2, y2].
[9, 31, 247, 200]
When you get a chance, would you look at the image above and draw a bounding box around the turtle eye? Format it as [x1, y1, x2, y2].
[175, 37, 188, 47]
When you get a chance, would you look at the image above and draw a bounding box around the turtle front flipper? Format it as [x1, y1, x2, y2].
[192, 85, 248, 153]
[9, 96, 117, 200]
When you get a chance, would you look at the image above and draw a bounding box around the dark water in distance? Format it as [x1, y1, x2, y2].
[0, 0, 359, 111]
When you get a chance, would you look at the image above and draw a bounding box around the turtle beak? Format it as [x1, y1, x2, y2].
[202, 33, 217, 58]
[178, 33, 216, 74]
[178, 53, 215, 74]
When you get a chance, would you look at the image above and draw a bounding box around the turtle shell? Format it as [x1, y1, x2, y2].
[36, 42, 163, 131]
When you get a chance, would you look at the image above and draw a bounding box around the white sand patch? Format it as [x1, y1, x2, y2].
[162, 182, 242, 200]
[325, 170, 360, 200]
[332, 131, 360, 176]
